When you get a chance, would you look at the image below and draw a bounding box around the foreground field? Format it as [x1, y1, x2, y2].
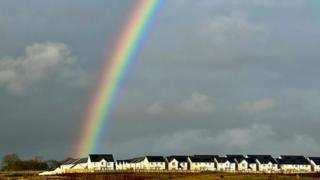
[1, 171, 320, 180]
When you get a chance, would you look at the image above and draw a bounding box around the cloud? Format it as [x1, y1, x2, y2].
[238, 98, 276, 113]
[200, 12, 266, 44]
[0, 42, 80, 93]
[145, 93, 214, 115]
[108, 123, 320, 156]
[179, 93, 214, 114]
[146, 103, 165, 114]
[246, 0, 304, 8]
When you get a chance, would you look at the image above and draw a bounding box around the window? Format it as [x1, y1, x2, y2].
[172, 162, 176, 166]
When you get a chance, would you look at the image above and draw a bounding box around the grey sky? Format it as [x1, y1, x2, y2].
[1, 0, 320, 160]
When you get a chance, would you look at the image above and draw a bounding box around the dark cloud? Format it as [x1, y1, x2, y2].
[1, 0, 320, 160]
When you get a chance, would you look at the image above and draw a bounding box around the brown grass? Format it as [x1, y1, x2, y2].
[1, 171, 320, 180]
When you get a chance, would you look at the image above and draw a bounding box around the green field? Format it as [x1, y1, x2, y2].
[1, 171, 320, 180]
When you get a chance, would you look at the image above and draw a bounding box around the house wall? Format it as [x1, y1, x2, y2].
[189, 162, 215, 171]
[148, 161, 166, 170]
[60, 164, 74, 171]
[237, 161, 248, 171]
[280, 164, 311, 173]
[229, 163, 236, 171]
[309, 161, 320, 172]
[168, 159, 178, 170]
[258, 162, 276, 172]
[72, 163, 88, 170]
[88, 159, 114, 170]
[215, 162, 230, 171]
[179, 162, 189, 170]
[248, 163, 257, 171]
[116, 162, 130, 170]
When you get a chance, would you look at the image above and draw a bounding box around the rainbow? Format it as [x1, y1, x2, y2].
[74, 0, 162, 157]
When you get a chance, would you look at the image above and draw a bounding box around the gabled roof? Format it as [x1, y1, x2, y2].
[226, 155, 246, 162]
[247, 155, 277, 164]
[309, 157, 320, 165]
[245, 157, 257, 164]
[130, 157, 145, 163]
[146, 156, 166, 162]
[167, 156, 189, 162]
[62, 159, 78, 165]
[77, 157, 88, 164]
[89, 154, 114, 162]
[70, 158, 88, 169]
[194, 155, 219, 159]
[215, 157, 230, 163]
[278, 155, 309, 165]
[189, 155, 218, 163]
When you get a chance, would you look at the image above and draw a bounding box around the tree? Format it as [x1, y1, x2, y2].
[1, 153, 21, 170]
[46, 160, 60, 170]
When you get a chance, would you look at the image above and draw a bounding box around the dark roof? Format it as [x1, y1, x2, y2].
[226, 155, 246, 162]
[167, 156, 189, 162]
[215, 157, 229, 163]
[247, 155, 277, 164]
[226, 157, 236, 163]
[194, 155, 219, 159]
[77, 158, 88, 164]
[70, 158, 88, 169]
[309, 157, 320, 165]
[278, 155, 309, 165]
[146, 156, 166, 162]
[62, 159, 78, 165]
[245, 157, 257, 164]
[189, 155, 217, 163]
[89, 154, 114, 162]
[130, 157, 145, 163]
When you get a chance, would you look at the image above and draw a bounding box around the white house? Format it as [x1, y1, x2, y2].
[215, 157, 232, 171]
[188, 155, 217, 171]
[129, 157, 146, 170]
[60, 159, 78, 171]
[308, 157, 320, 172]
[87, 154, 114, 171]
[277, 155, 311, 173]
[226, 155, 248, 172]
[247, 155, 278, 172]
[129, 156, 166, 170]
[246, 158, 258, 172]
[146, 156, 166, 170]
[166, 156, 189, 170]
[70, 158, 88, 170]
[115, 160, 131, 170]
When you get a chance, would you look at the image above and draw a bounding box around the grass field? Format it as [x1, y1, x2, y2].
[1, 171, 320, 180]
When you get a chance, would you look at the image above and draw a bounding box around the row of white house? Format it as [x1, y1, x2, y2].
[54, 154, 320, 174]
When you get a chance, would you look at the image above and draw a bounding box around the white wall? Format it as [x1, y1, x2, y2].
[215, 161, 230, 171]
[72, 163, 88, 170]
[168, 159, 178, 170]
[179, 162, 189, 170]
[88, 159, 114, 170]
[237, 160, 248, 171]
[148, 161, 166, 170]
[189, 162, 215, 171]
[280, 164, 311, 173]
[248, 163, 257, 171]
